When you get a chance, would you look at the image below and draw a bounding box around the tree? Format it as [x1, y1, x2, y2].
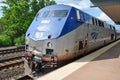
[0, 20, 3, 34]
[0, 0, 56, 46]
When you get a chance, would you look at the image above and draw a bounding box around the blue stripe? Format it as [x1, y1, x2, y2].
[59, 7, 91, 37]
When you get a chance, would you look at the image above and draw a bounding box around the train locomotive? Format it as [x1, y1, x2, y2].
[24, 4, 119, 74]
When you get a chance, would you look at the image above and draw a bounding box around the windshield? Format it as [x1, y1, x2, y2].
[50, 10, 68, 17]
[38, 11, 50, 18]
[37, 10, 68, 18]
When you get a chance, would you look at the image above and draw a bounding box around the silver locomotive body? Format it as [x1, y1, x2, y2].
[24, 4, 118, 74]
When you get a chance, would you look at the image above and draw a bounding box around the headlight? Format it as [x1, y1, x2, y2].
[47, 42, 53, 48]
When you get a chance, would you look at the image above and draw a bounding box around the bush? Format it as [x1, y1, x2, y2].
[0, 35, 12, 47]
[14, 34, 25, 46]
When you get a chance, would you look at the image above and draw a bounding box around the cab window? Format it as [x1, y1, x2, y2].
[50, 10, 68, 17]
[38, 11, 50, 18]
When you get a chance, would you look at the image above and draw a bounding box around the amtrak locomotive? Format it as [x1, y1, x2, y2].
[25, 4, 119, 74]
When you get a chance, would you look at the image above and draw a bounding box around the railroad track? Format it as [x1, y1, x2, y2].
[0, 46, 25, 55]
[0, 46, 25, 80]
[0, 58, 24, 71]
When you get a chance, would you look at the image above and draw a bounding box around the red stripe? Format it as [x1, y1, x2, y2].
[42, 57, 51, 62]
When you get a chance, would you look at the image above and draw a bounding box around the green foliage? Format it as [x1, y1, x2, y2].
[0, 18, 4, 34]
[14, 34, 25, 46]
[0, 0, 56, 46]
[47, 0, 56, 5]
[0, 34, 12, 47]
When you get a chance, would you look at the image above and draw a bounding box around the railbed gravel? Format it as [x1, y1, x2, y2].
[0, 67, 25, 80]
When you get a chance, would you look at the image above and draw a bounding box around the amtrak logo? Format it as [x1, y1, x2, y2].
[91, 32, 98, 40]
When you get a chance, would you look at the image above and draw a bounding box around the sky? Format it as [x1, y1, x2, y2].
[0, 0, 120, 30]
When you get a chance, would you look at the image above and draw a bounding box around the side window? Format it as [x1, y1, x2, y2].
[102, 22, 104, 27]
[98, 20, 104, 27]
[95, 19, 97, 26]
[110, 25, 112, 29]
[98, 20, 101, 26]
[76, 10, 80, 21]
[113, 26, 115, 30]
[92, 17, 94, 25]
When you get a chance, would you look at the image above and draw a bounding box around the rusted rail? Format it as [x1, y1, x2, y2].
[0, 45, 25, 55]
